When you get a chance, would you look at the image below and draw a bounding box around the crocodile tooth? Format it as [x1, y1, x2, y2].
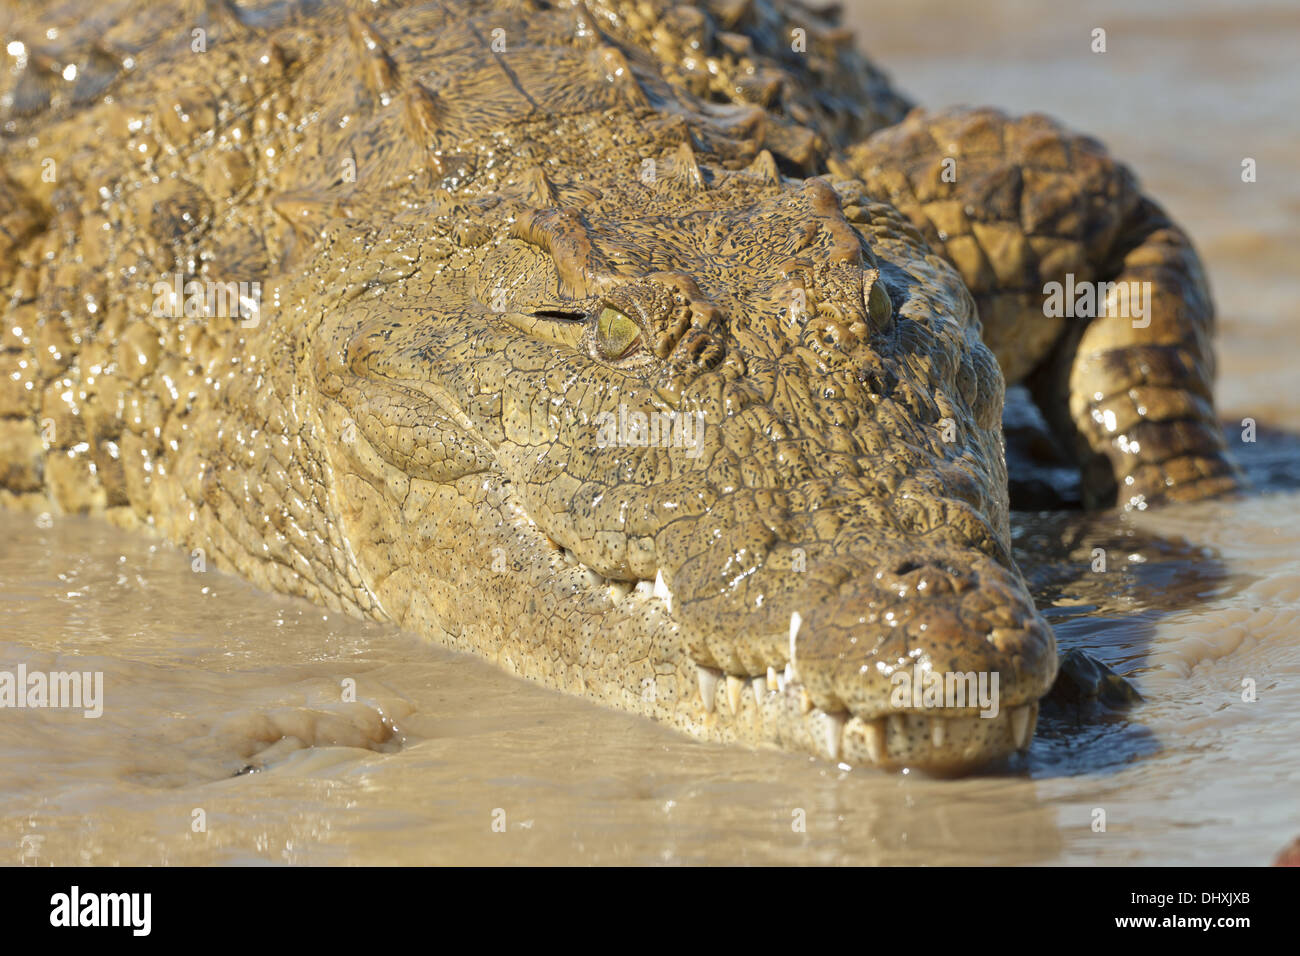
[799, 686, 813, 714]
[751, 676, 765, 708]
[561, 548, 578, 567]
[608, 581, 632, 604]
[766, 666, 778, 692]
[725, 674, 744, 714]
[746, 149, 781, 185]
[787, 611, 802, 680]
[931, 718, 946, 749]
[652, 569, 672, 612]
[863, 718, 885, 764]
[404, 82, 442, 136]
[579, 567, 602, 587]
[634, 579, 653, 599]
[673, 140, 703, 189]
[519, 164, 558, 208]
[814, 710, 846, 761]
[781, 662, 793, 691]
[591, 46, 648, 107]
[1009, 704, 1033, 749]
[697, 666, 721, 713]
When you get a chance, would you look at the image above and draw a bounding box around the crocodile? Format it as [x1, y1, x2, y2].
[0, 0, 1238, 772]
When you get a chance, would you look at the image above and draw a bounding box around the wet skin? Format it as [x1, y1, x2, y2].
[0, 0, 1237, 770]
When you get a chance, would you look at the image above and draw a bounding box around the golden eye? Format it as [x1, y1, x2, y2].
[595, 305, 641, 359]
[867, 280, 893, 325]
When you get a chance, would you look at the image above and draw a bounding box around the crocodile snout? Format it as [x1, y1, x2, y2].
[674, 545, 1057, 772]
[795, 552, 1056, 770]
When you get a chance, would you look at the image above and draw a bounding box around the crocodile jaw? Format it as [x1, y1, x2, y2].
[510, 504, 1056, 774]
[530, 489, 1051, 773]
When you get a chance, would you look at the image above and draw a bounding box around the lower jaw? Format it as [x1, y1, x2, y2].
[662, 665, 1041, 773]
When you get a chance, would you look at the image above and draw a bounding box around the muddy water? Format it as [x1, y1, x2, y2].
[2, 0, 1298, 865]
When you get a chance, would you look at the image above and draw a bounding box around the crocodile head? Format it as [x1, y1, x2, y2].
[309, 147, 1056, 773]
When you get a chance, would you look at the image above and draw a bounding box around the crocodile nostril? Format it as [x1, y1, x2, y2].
[888, 560, 978, 596]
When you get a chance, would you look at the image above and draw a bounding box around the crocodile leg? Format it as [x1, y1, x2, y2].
[836, 107, 1241, 509]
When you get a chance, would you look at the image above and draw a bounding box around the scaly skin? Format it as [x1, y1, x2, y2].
[837, 108, 1239, 509]
[0, 0, 1237, 771]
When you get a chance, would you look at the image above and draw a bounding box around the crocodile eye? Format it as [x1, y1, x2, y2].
[595, 305, 641, 360]
[867, 280, 893, 325]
